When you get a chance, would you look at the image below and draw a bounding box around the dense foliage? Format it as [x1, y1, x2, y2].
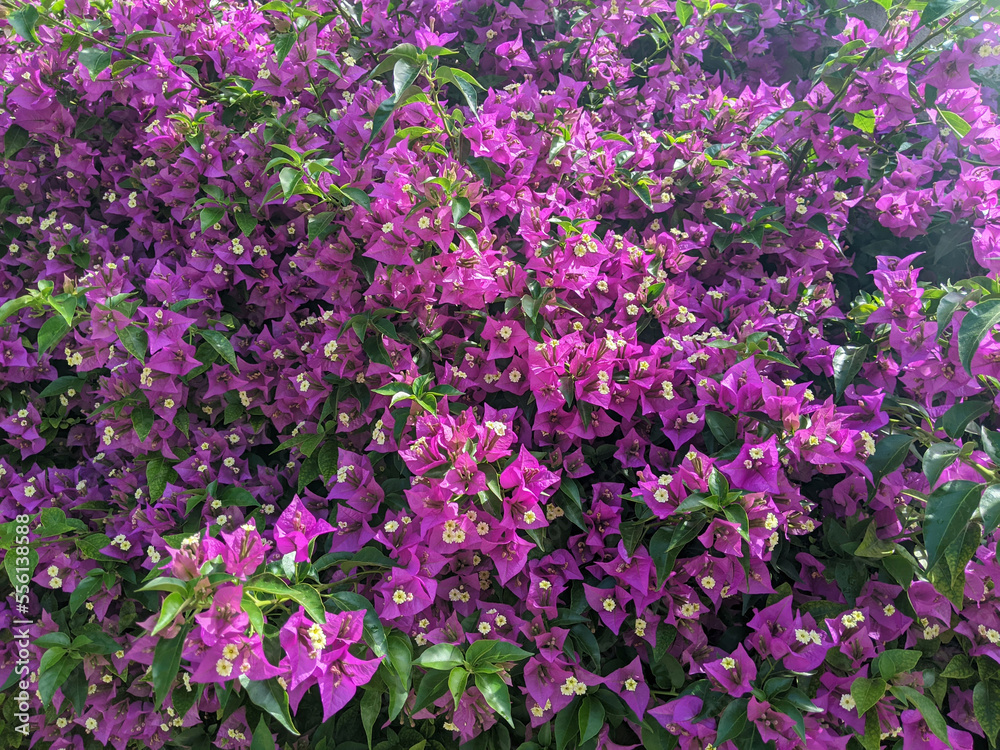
[1, 0, 1000, 748]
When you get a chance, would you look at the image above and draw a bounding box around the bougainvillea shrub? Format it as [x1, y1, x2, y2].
[1, 0, 1000, 748]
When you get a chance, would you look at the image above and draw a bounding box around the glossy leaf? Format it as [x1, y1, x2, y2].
[958, 298, 1000, 375]
[924, 480, 982, 572]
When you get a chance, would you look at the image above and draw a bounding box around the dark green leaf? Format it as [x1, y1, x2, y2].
[273, 32, 296, 65]
[716, 696, 749, 743]
[235, 210, 258, 237]
[4, 124, 30, 158]
[851, 677, 887, 715]
[78, 47, 112, 80]
[890, 686, 948, 744]
[39, 654, 77, 707]
[705, 410, 737, 446]
[958, 299, 1000, 375]
[69, 574, 102, 614]
[241, 676, 299, 735]
[412, 669, 449, 713]
[937, 291, 968, 340]
[200, 205, 226, 231]
[201, 329, 239, 369]
[476, 672, 513, 726]
[924, 480, 982, 572]
[974, 680, 1000, 745]
[8, 5, 40, 42]
[922, 443, 961, 489]
[37, 316, 70, 354]
[578, 696, 605, 743]
[981, 484, 1000, 536]
[132, 405, 155, 442]
[152, 623, 191, 709]
[865, 434, 914, 498]
[941, 654, 975, 679]
[832, 345, 868, 400]
[117, 325, 149, 363]
[147, 457, 170, 502]
[342, 187, 371, 211]
[39, 376, 86, 397]
[250, 716, 276, 750]
[935, 401, 990, 440]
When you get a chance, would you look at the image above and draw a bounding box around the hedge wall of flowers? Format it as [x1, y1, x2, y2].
[1, 0, 1000, 749]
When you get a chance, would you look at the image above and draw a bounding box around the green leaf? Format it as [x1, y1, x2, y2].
[117, 325, 149, 363]
[4, 125, 30, 159]
[241, 676, 299, 735]
[392, 57, 421, 99]
[442, 67, 480, 116]
[273, 32, 296, 65]
[413, 643, 464, 671]
[630, 182, 652, 209]
[924, 480, 982, 572]
[983, 428, 1000, 466]
[0, 294, 31, 324]
[832, 345, 868, 400]
[935, 401, 991, 439]
[451, 196, 471, 226]
[676, 0, 693, 24]
[37, 316, 70, 354]
[974, 680, 1000, 745]
[39, 375, 86, 397]
[200, 205, 226, 231]
[132, 405, 155, 442]
[147, 457, 170, 502]
[342, 187, 371, 211]
[448, 667, 468, 711]
[465, 639, 532, 667]
[78, 47, 112, 80]
[8, 5, 40, 42]
[851, 677, 887, 715]
[723, 504, 750, 542]
[716, 696, 749, 743]
[39, 654, 78, 707]
[958, 299, 1000, 375]
[412, 669, 449, 713]
[929, 522, 981, 608]
[922, 443, 961, 489]
[69, 574, 103, 615]
[936, 290, 968, 340]
[705, 410, 737, 446]
[941, 654, 975, 679]
[890, 686, 949, 744]
[250, 716, 276, 750]
[152, 623, 191, 709]
[235, 210, 258, 237]
[865, 434, 914, 498]
[201, 329, 239, 369]
[327, 592, 388, 657]
[920, 0, 960, 28]
[151, 592, 186, 636]
[578, 695, 605, 743]
[980, 484, 1000, 536]
[853, 110, 876, 134]
[475, 672, 513, 726]
[360, 685, 380, 750]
